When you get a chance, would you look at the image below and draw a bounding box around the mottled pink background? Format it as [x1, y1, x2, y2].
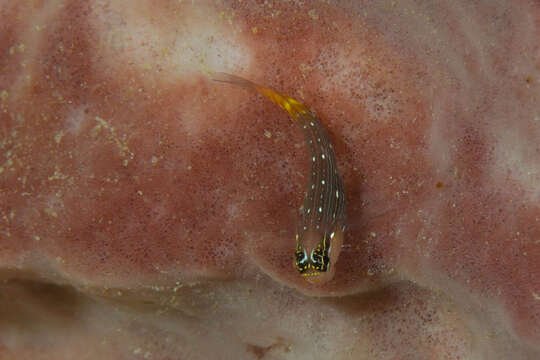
[1, 1, 539, 359]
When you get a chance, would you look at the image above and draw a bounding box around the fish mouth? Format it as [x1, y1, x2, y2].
[301, 269, 322, 278]
[298, 261, 337, 285]
[301, 269, 331, 285]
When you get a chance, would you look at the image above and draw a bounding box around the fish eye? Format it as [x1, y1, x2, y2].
[310, 245, 330, 272]
[294, 241, 332, 274]
[295, 248, 308, 273]
[295, 249, 307, 263]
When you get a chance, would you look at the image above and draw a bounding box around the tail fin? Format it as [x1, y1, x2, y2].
[210, 72, 257, 89]
[210, 72, 308, 119]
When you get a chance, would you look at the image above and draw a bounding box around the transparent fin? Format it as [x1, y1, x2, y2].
[209, 72, 257, 89]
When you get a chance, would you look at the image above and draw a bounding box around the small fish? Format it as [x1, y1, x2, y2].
[211, 72, 346, 284]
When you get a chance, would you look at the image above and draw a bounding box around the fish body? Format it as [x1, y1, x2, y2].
[211, 72, 346, 284]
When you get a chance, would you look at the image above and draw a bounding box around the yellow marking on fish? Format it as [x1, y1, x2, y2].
[210, 72, 347, 285]
[255, 87, 308, 119]
[209, 72, 308, 119]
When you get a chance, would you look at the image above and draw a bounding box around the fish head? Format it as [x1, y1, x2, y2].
[294, 224, 344, 284]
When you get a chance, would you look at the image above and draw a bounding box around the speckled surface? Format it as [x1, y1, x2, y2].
[1, 1, 539, 359]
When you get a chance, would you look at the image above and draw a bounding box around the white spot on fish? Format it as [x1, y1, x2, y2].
[312, 156, 316, 162]
[321, 154, 325, 159]
[336, 190, 339, 198]
[321, 180, 325, 185]
[310, 121, 315, 126]
[330, 232, 335, 239]
[318, 207, 322, 213]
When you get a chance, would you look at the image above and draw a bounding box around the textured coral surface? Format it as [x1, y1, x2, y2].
[1, 0, 539, 359]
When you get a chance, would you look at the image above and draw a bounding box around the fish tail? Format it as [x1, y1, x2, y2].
[256, 87, 308, 120]
[210, 72, 308, 120]
[210, 72, 257, 89]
